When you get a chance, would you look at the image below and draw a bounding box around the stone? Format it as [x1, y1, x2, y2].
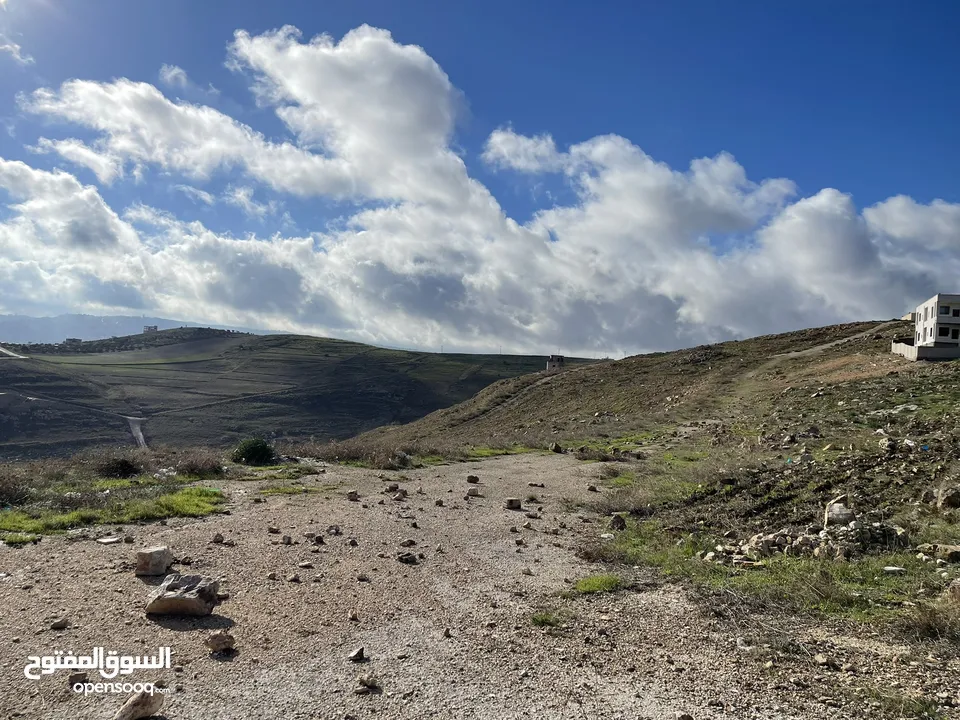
[824, 496, 855, 528]
[327, 525, 342, 536]
[610, 515, 627, 531]
[298, 561, 315, 569]
[97, 537, 122, 545]
[267, 572, 278, 581]
[347, 490, 360, 502]
[50, 617, 70, 630]
[355, 674, 378, 694]
[68, 671, 88, 686]
[268, 526, 280, 534]
[505, 498, 522, 510]
[112, 690, 164, 720]
[135, 546, 175, 577]
[551, 442, 563, 453]
[435, 499, 444, 507]
[938, 486, 960, 510]
[145, 573, 220, 616]
[397, 552, 419, 565]
[937, 545, 960, 563]
[348, 609, 360, 622]
[204, 630, 236, 653]
[467, 475, 480, 484]
[399, 539, 417, 547]
[123, 535, 135, 544]
[882, 566, 906, 575]
[287, 574, 301, 583]
[944, 579, 960, 603]
[674, 713, 694, 720]
[587, 485, 598, 492]
[211, 533, 224, 544]
[348, 647, 366, 663]
[281, 535, 293, 546]
[466, 487, 481, 497]
[521, 567, 534, 576]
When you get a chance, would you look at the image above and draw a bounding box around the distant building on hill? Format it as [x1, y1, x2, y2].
[892, 293, 960, 361]
[143, 325, 158, 333]
[546, 354, 565, 372]
[63, 338, 82, 347]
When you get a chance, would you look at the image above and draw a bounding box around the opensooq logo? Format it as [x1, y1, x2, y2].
[24, 647, 172, 680]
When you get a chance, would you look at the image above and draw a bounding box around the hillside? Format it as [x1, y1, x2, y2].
[351, 319, 910, 451]
[0, 328, 592, 457]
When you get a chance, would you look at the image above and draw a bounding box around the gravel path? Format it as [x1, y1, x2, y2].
[0, 454, 904, 719]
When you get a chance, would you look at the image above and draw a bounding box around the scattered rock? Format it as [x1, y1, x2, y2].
[67, 670, 88, 687]
[610, 515, 627, 531]
[347, 490, 360, 502]
[97, 537, 122, 545]
[204, 630, 236, 654]
[521, 567, 534, 576]
[354, 674, 378, 694]
[466, 487, 482, 498]
[551, 442, 563, 453]
[50, 617, 70, 630]
[281, 535, 293, 546]
[397, 552, 419, 565]
[348, 647, 366, 663]
[587, 485, 598, 493]
[268, 526, 280, 534]
[505, 498, 522, 510]
[435, 499, 444, 507]
[135, 546, 174, 576]
[211, 533, 224, 544]
[145, 573, 220, 616]
[399, 539, 417, 548]
[467, 475, 480, 484]
[823, 495, 856, 527]
[348, 609, 359, 622]
[938, 486, 960, 510]
[112, 689, 164, 720]
[298, 561, 315, 569]
[287, 573, 301, 583]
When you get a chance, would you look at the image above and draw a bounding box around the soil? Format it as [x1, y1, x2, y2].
[1, 453, 953, 720]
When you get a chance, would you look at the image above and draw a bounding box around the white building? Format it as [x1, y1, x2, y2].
[892, 293, 960, 361]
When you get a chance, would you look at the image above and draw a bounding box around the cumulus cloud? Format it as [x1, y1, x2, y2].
[3, 24, 959, 355]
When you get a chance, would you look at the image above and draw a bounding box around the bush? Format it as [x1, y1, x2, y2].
[574, 573, 622, 594]
[0, 473, 33, 507]
[175, 448, 225, 477]
[231, 438, 275, 466]
[93, 456, 141, 479]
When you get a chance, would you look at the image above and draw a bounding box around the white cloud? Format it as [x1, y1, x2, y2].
[29, 137, 123, 184]
[159, 64, 189, 88]
[173, 184, 215, 205]
[3, 24, 959, 355]
[222, 184, 276, 218]
[0, 37, 33, 66]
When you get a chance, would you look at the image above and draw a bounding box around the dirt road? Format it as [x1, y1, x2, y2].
[0, 453, 911, 719]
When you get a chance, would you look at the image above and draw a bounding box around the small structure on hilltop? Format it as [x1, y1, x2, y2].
[545, 354, 565, 372]
[143, 325, 158, 333]
[63, 337, 82, 347]
[892, 293, 960, 361]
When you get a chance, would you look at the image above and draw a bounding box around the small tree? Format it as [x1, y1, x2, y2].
[231, 437, 275, 466]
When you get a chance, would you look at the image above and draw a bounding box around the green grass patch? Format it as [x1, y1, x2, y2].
[0, 487, 225, 535]
[573, 573, 622, 594]
[2, 532, 40, 547]
[609, 471, 637, 488]
[531, 611, 562, 627]
[599, 520, 948, 622]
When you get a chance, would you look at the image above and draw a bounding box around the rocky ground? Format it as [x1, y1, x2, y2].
[1, 453, 957, 720]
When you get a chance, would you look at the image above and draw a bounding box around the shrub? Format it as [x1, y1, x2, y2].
[176, 448, 225, 477]
[0, 472, 33, 507]
[93, 456, 142, 479]
[231, 437, 275, 466]
[531, 611, 561, 627]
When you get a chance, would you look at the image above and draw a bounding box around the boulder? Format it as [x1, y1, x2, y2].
[135, 546, 174, 577]
[505, 498, 522, 510]
[145, 573, 220, 616]
[824, 496, 855, 528]
[204, 630, 236, 653]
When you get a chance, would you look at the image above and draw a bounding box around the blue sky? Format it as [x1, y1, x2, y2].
[0, 1, 958, 354]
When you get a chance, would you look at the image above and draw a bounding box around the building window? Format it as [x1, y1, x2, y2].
[953, 329, 960, 340]
[917, 332, 921, 342]
[953, 309, 960, 317]
[941, 306, 950, 315]
[939, 327, 950, 337]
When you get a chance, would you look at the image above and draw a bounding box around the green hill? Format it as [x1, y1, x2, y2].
[0, 328, 593, 457]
